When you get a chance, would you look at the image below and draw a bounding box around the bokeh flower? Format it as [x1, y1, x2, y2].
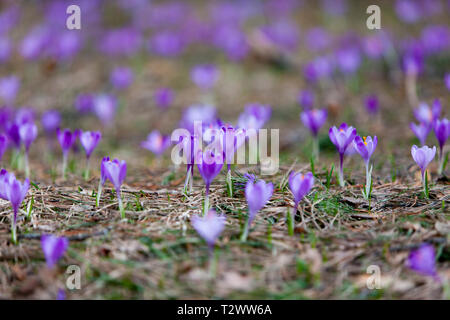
[191, 209, 226, 253]
[407, 243, 438, 280]
[329, 123, 357, 186]
[41, 235, 69, 269]
[141, 130, 171, 157]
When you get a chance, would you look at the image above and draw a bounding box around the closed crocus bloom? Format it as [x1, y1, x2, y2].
[57, 128, 76, 179]
[410, 122, 430, 146]
[80, 131, 101, 159]
[0, 134, 7, 162]
[196, 150, 224, 216]
[407, 243, 438, 280]
[191, 64, 219, 90]
[433, 118, 449, 174]
[329, 123, 357, 186]
[191, 209, 226, 252]
[74, 93, 94, 114]
[242, 178, 273, 241]
[41, 235, 69, 269]
[411, 145, 436, 177]
[103, 158, 127, 219]
[96, 156, 110, 207]
[110, 67, 134, 90]
[289, 171, 314, 209]
[298, 89, 315, 110]
[179, 104, 217, 133]
[0, 75, 20, 105]
[5, 174, 29, 244]
[237, 103, 271, 131]
[364, 94, 379, 114]
[41, 110, 61, 135]
[154, 87, 174, 110]
[6, 122, 21, 150]
[19, 122, 37, 152]
[354, 135, 377, 165]
[94, 94, 117, 126]
[141, 130, 171, 157]
[413, 101, 441, 126]
[301, 109, 327, 137]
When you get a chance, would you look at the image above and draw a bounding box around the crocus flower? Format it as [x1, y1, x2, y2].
[364, 94, 379, 114]
[433, 118, 449, 174]
[41, 110, 61, 135]
[148, 30, 185, 57]
[298, 89, 315, 110]
[445, 73, 450, 91]
[6, 122, 21, 150]
[0, 135, 7, 162]
[237, 103, 272, 131]
[154, 87, 174, 110]
[41, 235, 69, 269]
[141, 130, 171, 157]
[288, 171, 314, 235]
[103, 158, 127, 219]
[410, 122, 430, 146]
[354, 135, 377, 199]
[301, 109, 327, 159]
[93, 94, 117, 126]
[413, 101, 441, 127]
[190, 64, 219, 91]
[191, 209, 226, 254]
[3, 173, 29, 244]
[196, 150, 223, 215]
[329, 123, 357, 186]
[110, 67, 134, 90]
[407, 243, 438, 280]
[411, 145, 436, 197]
[80, 131, 101, 179]
[57, 128, 77, 179]
[96, 156, 110, 207]
[0, 75, 20, 105]
[19, 122, 38, 178]
[241, 178, 273, 241]
[179, 104, 217, 133]
[74, 93, 94, 114]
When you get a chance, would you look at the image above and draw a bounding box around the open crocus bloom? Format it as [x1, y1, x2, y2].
[354, 135, 377, 165]
[41, 234, 69, 269]
[103, 159, 127, 191]
[141, 130, 171, 157]
[410, 122, 430, 145]
[80, 130, 101, 159]
[413, 100, 441, 127]
[191, 209, 226, 252]
[288, 171, 314, 209]
[411, 145, 436, 178]
[329, 123, 357, 186]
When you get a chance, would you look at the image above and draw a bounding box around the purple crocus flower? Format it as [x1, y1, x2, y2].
[445, 73, 450, 91]
[191, 64, 219, 91]
[41, 110, 61, 135]
[19, 26, 50, 61]
[6, 122, 21, 150]
[40, 235, 69, 269]
[305, 27, 331, 52]
[298, 89, 315, 110]
[148, 31, 185, 57]
[110, 67, 134, 90]
[19, 122, 38, 178]
[99, 28, 142, 57]
[433, 118, 449, 174]
[329, 123, 357, 186]
[141, 130, 171, 157]
[407, 243, 438, 280]
[93, 94, 117, 126]
[289, 171, 314, 210]
[103, 158, 127, 219]
[191, 209, 226, 253]
[154, 88, 174, 110]
[3, 173, 29, 244]
[364, 94, 379, 114]
[411, 145, 436, 195]
[0, 135, 7, 162]
[0, 36, 12, 63]
[242, 178, 273, 241]
[80, 131, 101, 179]
[260, 20, 300, 52]
[395, 0, 422, 23]
[57, 128, 77, 179]
[413, 101, 441, 127]
[196, 150, 224, 215]
[354, 135, 378, 199]
[335, 46, 361, 75]
[0, 75, 20, 105]
[301, 109, 327, 159]
[179, 104, 217, 133]
[96, 156, 110, 207]
[410, 122, 430, 146]
[237, 103, 272, 131]
[74, 93, 94, 114]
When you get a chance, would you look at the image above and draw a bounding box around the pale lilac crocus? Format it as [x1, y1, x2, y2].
[154, 87, 174, 110]
[411, 145, 436, 197]
[41, 235, 69, 269]
[433, 118, 449, 174]
[103, 158, 127, 219]
[140, 130, 171, 157]
[298, 89, 315, 110]
[413, 101, 441, 127]
[191, 209, 226, 254]
[410, 122, 430, 146]
[41, 110, 61, 136]
[329, 123, 357, 186]
[241, 179, 273, 241]
[0, 75, 20, 105]
[191, 64, 219, 91]
[288, 172, 314, 235]
[301, 109, 327, 159]
[196, 150, 223, 216]
[354, 135, 378, 199]
[93, 94, 117, 126]
[57, 128, 76, 179]
[2, 172, 29, 244]
[364, 94, 379, 114]
[407, 243, 439, 281]
[110, 67, 134, 90]
[96, 156, 110, 207]
[19, 122, 38, 178]
[80, 131, 102, 180]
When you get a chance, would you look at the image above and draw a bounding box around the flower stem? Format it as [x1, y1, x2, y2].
[117, 191, 125, 219]
[84, 157, 90, 181]
[24, 151, 30, 179]
[96, 181, 102, 207]
[203, 185, 210, 217]
[62, 153, 68, 180]
[11, 209, 17, 245]
[364, 162, 371, 200]
[438, 148, 444, 176]
[338, 153, 345, 187]
[312, 136, 319, 160]
[183, 167, 191, 195]
[226, 169, 233, 197]
[287, 206, 296, 236]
